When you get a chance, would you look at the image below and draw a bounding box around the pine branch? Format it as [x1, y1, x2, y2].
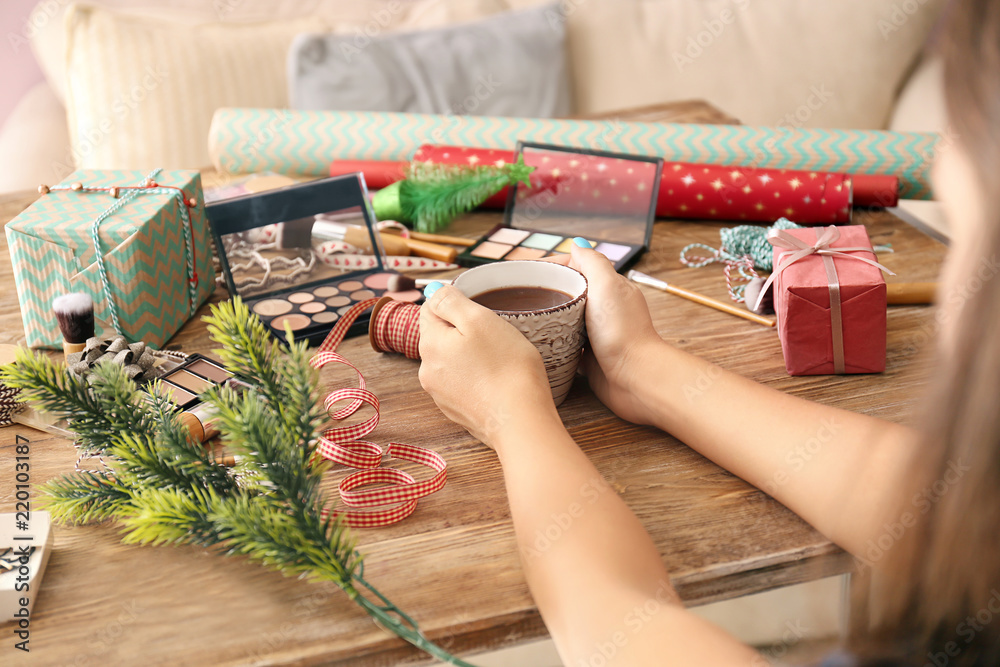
[15, 296, 475, 666]
[400, 157, 535, 233]
[38, 471, 132, 525]
[1, 349, 157, 454]
[119, 486, 225, 547]
[210, 494, 360, 587]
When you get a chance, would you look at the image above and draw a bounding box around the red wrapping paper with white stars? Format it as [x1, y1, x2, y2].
[412, 145, 855, 224]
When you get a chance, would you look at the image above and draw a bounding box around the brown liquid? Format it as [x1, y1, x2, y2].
[471, 286, 572, 312]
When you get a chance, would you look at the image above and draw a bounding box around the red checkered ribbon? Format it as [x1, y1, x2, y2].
[310, 296, 445, 527]
[370, 299, 421, 360]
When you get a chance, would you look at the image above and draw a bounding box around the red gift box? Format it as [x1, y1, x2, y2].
[766, 225, 890, 375]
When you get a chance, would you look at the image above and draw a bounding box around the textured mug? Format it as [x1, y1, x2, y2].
[453, 261, 588, 406]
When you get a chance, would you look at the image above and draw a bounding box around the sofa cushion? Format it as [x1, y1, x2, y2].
[30, 0, 516, 105]
[562, 0, 946, 128]
[289, 3, 570, 118]
[889, 57, 947, 133]
[53, 0, 945, 171]
[0, 82, 73, 193]
[63, 5, 327, 169]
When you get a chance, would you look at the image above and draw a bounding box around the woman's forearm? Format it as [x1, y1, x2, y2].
[628, 339, 917, 556]
[490, 409, 759, 666]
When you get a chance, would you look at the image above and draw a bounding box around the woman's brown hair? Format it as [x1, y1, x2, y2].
[851, 1, 1000, 664]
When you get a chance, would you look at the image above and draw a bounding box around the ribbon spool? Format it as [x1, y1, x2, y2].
[309, 294, 437, 527]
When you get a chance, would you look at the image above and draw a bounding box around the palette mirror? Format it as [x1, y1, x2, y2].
[208, 175, 421, 345]
[457, 143, 663, 272]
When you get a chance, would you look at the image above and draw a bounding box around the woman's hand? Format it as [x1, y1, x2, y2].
[418, 284, 559, 446]
[566, 243, 667, 425]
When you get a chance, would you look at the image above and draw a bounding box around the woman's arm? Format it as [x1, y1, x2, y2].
[567, 244, 918, 557]
[418, 285, 760, 666]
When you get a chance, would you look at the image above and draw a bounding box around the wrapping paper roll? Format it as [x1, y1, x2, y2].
[210, 108, 937, 199]
[415, 146, 861, 223]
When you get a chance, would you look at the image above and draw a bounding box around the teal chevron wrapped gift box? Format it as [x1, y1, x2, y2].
[5, 169, 215, 349]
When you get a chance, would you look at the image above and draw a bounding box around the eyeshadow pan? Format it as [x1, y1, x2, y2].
[522, 233, 563, 251]
[488, 228, 531, 245]
[253, 299, 292, 317]
[151, 381, 195, 406]
[288, 292, 314, 304]
[351, 289, 376, 300]
[471, 241, 513, 260]
[338, 280, 364, 291]
[313, 286, 340, 298]
[504, 246, 548, 260]
[167, 369, 214, 394]
[311, 311, 339, 324]
[385, 289, 422, 302]
[363, 273, 392, 290]
[299, 302, 326, 314]
[338, 305, 355, 315]
[594, 242, 631, 262]
[326, 295, 351, 307]
[271, 313, 312, 331]
[186, 359, 231, 383]
[553, 238, 580, 254]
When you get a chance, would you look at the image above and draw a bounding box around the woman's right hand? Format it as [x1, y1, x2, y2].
[567, 243, 666, 426]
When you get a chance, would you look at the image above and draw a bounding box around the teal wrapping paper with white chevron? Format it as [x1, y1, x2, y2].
[208, 108, 938, 200]
[6, 170, 216, 349]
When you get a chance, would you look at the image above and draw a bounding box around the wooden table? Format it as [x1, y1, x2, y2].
[0, 107, 946, 666]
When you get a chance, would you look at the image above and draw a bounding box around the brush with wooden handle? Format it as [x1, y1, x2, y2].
[746, 280, 939, 315]
[52, 293, 95, 356]
[886, 282, 937, 304]
[312, 221, 458, 263]
[628, 271, 776, 327]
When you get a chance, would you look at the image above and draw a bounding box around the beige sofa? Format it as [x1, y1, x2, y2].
[0, 0, 947, 194]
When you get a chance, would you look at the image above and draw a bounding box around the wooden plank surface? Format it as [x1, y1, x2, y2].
[0, 188, 945, 665]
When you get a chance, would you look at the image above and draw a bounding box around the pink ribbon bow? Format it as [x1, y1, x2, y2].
[755, 225, 895, 374]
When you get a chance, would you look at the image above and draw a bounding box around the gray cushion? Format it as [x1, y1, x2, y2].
[288, 3, 570, 118]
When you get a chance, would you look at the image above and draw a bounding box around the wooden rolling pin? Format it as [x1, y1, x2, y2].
[887, 282, 937, 305]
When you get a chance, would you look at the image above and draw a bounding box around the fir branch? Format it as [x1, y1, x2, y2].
[107, 430, 235, 503]
[119, 486, 225, 547]
[1, 349, 157, 454]
[16, 296, 476, 666]
[400, 156, 535, 233]
[38, 471, 132, 525]
[210, 494, 360, 587]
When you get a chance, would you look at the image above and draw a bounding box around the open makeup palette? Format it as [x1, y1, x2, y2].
[458, 143, 663, 272]
[208, 175, 420, 346]
[147, 354, 238, 410]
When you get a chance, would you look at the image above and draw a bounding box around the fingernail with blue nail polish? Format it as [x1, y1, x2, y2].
[573, 237, 592, 248]
[423, 281, 444, 299]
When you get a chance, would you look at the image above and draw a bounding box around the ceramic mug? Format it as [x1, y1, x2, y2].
[453, 260, 588, 406]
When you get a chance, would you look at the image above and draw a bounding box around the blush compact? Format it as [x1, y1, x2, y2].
[458, 142, 663, 272]
[208, 174, 420, 345]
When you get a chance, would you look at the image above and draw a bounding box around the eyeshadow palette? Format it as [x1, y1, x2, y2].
[458, 143, 663, 272]
[148, 353, 235, 411]
[208, 175, 419, 345]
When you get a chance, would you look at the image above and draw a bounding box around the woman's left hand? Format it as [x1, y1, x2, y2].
[418, 284, 557, 445]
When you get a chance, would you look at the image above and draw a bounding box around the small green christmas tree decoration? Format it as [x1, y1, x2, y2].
[372, 155, 534, 233]
[1, 298, 475, 667]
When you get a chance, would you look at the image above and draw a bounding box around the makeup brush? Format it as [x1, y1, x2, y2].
[392, 230, 476, 247]
[52, 293, 95, 356]
[313, 221, 458, 263]
[627, 270, 775, 328]
[385, 275, 452, 293]
[886, 282, 937, 305]
[744, 280, 939, 316]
